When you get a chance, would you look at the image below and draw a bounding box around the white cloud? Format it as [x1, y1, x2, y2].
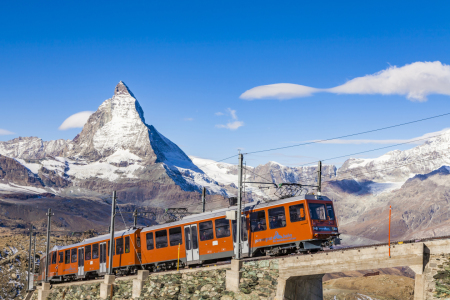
[312, 128, 450, 144]
[240, 61, 450, 101]
[0, 129, 14, 135]
[216, 108, 244, 130]
[215, 112, 224, 116]
[216, 121, 244, 130]
[59, 111, 94, 130]
[183, 118, 194, 121]
[240, 83, 319, 100]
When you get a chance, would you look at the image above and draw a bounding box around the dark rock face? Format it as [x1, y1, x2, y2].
[38, 167, 71, 188]
[0, 155, 43, 187]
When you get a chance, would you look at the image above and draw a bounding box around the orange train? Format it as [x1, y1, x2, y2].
[37, 194, 340, 282]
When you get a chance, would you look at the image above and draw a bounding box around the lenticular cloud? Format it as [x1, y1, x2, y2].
[59, 111, 94, 130]
[240, 61, 450, 101]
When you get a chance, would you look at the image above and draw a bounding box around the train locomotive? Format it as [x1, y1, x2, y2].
[37, 194, 339, 282]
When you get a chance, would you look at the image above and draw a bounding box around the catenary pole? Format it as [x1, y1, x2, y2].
[389, 205, 391, 258]
[317, 161, 322, 195]
[202, 187, 206, 213]
[236, 153, 244, 260]
[133, 209, 138, 228]
[108, 191, 117, 275]
[27, 225, 32, 291]
[32, 234, 36, 282]
[45, 208, 53, 283]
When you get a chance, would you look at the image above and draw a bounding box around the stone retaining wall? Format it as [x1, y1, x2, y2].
[32, 259, 280, 300]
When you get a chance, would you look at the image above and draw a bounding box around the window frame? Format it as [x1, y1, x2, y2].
[326, 204, 335, 220]
[169, 227, 182, 247]
[289, 203, 306, 222]
[58, 252, 63, 264]
[71, 248, 77, 263]
[268, 206, 287, 230]
[116, 237, 124, 255]
[85, 245, 92, 260]
[51, 251, 57, 265]
[250, 210, 267, 232]
[199, 221, 214, 241]
[92, 244, 99, 259]
[65, 250, 70, 264]
[146, 232, 154, 250]
[124, 236, 130, 253]
[155, 230, 168, 249]
[215, 218, 231, 238]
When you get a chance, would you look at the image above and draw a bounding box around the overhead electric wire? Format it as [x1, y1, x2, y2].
[244, 111, 450, 155]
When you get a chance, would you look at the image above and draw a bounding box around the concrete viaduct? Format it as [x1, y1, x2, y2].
[35, 238, 450, 299]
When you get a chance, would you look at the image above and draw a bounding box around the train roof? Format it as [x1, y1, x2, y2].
[141, 194, 330, 233]
[48, 228, 140, 253]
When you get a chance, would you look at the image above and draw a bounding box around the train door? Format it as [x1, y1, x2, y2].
[78, 247, 84, 276]
[99, 243, 106, 273]
[184, 225, 199, 263]
[233, 216, 249, 257]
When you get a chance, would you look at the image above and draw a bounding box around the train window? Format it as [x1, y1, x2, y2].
[250, 211, 267, 232]
[155, 230, 168, 248]
[92, 244, 99, 259]
[215, 218, 230, 238]
[137, 236, 141, 248]
[71, 248, 77, 263]
[146, 232, 154, 250]
[52, 252, 57, 264]
[125, 236, 130, 253]
[169, 227, 182, 246]
[192, 226, 198, 249]
[65, 250, 70, 264]
[326, 204, 335, 220]
[199, 221, 214, 241]
[184, 227, 192, 250]
[58, 252, 63, 263]
[232, 216, 248, 242]
[308, 203, 327, 220]
[116, 237, 124, 255]
[108, 241, 110, 256]
[268, 207, 287, 229]
[85, 245, 92, 260]
[289, 204, 306, 222]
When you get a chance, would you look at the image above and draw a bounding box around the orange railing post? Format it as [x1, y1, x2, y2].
[389, 205, 391, 258]
[177, 243, 180, 271]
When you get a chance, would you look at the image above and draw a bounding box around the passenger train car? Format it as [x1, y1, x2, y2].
[37, 194, 339, 282]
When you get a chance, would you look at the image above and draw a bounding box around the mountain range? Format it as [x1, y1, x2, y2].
[2, 81, 450, 243]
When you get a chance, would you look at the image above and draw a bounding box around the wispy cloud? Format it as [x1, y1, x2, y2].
[311, 128, 450, 144]
[59, 111, 94, 130]
[183, 118, 194, 121]
[0, 129, 14, 135]
[240, 61, 450, 102]
[216, 108, 244, 130]
[215, 112, 224, 116]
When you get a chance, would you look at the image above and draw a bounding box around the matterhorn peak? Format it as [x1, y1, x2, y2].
[114, 81, 135, 98]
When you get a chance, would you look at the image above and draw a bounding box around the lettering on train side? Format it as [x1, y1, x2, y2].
[255, 232, 297, 244]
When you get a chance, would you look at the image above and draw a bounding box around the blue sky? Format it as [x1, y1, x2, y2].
[1, 0, 450, 167]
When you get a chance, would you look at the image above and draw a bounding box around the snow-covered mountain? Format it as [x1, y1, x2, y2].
[0, 82, 231, 207]
[338, 129, 450, 183]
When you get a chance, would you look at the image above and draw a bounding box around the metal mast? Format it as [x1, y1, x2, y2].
[45, 208, 53, 283]
[236, 153, 244, 259]
[133, 209, 138, 228]
[27, 225, 33, 290]
[108, 191, 117, 275]
[317, 161, 322, 195]
[202, 187, 206, 213]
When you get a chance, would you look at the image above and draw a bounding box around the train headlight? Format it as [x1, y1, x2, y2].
[313, 226, 319, 231]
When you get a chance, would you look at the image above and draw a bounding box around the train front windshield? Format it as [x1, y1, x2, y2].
[308, 203, 327, 220]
